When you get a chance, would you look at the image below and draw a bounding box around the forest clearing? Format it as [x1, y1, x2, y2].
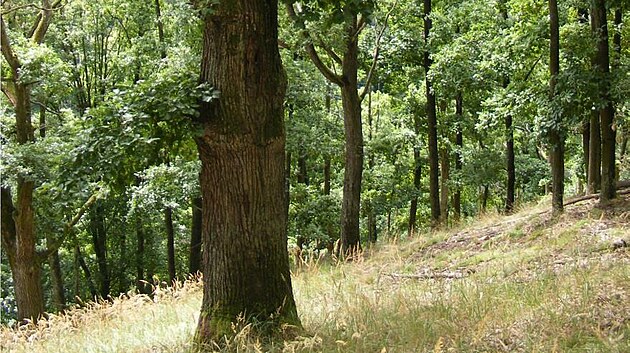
[1, 195, 629, 352]
[1, 0, 629, 351]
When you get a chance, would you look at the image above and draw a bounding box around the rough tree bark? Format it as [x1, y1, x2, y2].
[194, 0, 301, 343]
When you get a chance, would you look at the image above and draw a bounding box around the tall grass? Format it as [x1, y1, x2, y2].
[2, 199, 629, 352]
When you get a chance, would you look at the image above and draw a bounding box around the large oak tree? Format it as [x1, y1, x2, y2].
[194, 0, 301, 344]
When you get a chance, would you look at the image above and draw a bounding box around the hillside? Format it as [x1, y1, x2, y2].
[2, 195, 629, 353]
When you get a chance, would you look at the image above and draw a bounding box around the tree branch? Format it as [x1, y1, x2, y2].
[1, 16, 21, 74]
[316, 35, 342, 65]
[26, 0, 62, 44]
[286, 1, 343, 86]
[1, 82, 17, 106]
[523, 54, 543, 82]
[37, 189, 103, 259]
[359, 1, 396, 102]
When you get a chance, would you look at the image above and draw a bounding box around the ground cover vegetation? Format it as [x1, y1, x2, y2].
[1, 195, 629, 352]
[0, 0, 629, 350]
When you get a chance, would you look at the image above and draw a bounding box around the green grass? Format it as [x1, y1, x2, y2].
[2, 197, 629, 353]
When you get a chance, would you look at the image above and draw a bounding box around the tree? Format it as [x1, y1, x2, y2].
[194, 0, 300, 343]
[1, 0, 62, 322]
[286, 0, 389, 256]
[423, 0, 440, 225]
[591, 0, 616, 202]
[548, 0, 564, 215]
[499, 0, 515, 213]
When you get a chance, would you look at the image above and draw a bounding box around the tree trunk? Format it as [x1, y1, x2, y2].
[367, 207, 377, 243]
[1, 7, 60, 321]
[499, 3, 515, 214]
[505, 92, 515, 213]
[339, 20, 364, 256]
[297, 150, 308, 185]
[165, 207, 176, 284]
[549, 0, 564, 215]
[135, 215, 150, 294]
[189, 197, 202, 275]
[481, 185, 490, 212]
[90, 203, 110, 298]
[454, 93, 463, 220]
[439, 147, 450, 223]
[587, 110, 601, 193]
[286, 4, 364, 257]
[38, 106, 66, 311]
[582, 120, 590, 190]
[323, 157, 331, 195]
[154, 0, 167, 60]
[408, 146, 421, 237]
[47, 234, 66, 311]
[424, 0, 440, 225]
[591, 1, 616, 202]
[612, 8, 621, 70]
[75, 245, 97, 298]
[194, 0, 300, 343]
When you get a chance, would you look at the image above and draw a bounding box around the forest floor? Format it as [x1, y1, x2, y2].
[1, 194, 629, 353]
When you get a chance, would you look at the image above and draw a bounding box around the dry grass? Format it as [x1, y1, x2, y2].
[2, 195, 629, 352]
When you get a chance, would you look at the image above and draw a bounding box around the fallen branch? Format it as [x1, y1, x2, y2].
[389, 271, 470, 280]
[564, 180, 630, 206]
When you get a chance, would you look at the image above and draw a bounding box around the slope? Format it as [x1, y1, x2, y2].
[1, 194, 629, 352]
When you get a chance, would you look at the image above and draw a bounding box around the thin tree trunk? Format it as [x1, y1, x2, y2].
[135, 215, 148, 294]
[165, 207, 176, 284]
[440, 147, 450, 223]
[587, 110, 601, 193]
[481, 185, 490, 212]
[505, 92, 515, 213]
[37, 105, 66, 311]
[408, 146, 421, 236]
[613, 8, 621, 69]
[75, 245, 97, 298]
[285, 4, 364, 257]
[424, 0, 440, 225]
[592, 1, 616, 202]
[297, 150, 308, 185]
[339, 21, 364, 256]
[90, 203, 109, 298]
[549, 0, 564, 214]
[499, 3, 515, 213]
[195, 0, 300, 343]
[578, 8, 590, 190]
[453, 93, 463, 220]
[582, 120, 590, 190]
[154, 0, 167, 60]
[189, 197, 202, 275]
[323, 157, 331, 195]
[47, 235, 66, 311]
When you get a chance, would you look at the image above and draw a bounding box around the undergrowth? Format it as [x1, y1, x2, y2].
[2, 196, 629, 352]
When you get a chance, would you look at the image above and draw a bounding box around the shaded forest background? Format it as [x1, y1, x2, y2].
[1, 0, 628, 325]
